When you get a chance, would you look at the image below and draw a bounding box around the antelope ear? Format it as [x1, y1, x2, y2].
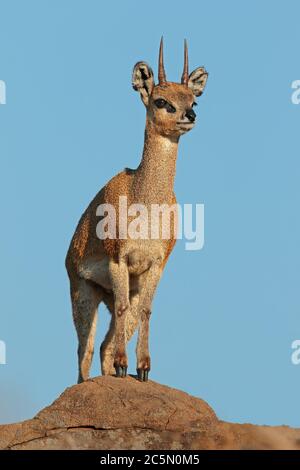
[188, 67, 208, 97]
[132, 62, 155, 106]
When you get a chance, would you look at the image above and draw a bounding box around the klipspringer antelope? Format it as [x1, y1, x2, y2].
[66, 38, 208, 383]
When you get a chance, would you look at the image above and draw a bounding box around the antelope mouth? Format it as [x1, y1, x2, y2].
[177, 121, 194, 131]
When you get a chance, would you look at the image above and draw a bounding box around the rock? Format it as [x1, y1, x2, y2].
[0, 376, 299, 450]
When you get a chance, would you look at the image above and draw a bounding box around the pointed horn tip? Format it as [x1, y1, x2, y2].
[181, 38, 189, 86]
[159, 36, 164, 52]
[158, 36, 167, 84]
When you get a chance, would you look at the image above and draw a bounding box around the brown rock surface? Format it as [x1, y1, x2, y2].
[0, 376, 299, 450]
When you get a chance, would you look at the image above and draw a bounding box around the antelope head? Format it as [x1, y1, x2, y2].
[132, 38, 208, 137]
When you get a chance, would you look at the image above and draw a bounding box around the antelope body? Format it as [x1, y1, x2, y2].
[66, 39, 208, 383]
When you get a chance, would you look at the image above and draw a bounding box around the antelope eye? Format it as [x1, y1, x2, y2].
[154, 98, 167, 108]
[166, 103, 176, 113]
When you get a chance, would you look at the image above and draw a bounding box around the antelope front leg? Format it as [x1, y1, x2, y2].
[136, 260, 162, 382]
[109, 258, 130, 377]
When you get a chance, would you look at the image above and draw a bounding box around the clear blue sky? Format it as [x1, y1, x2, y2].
[1, 0, 300, 427]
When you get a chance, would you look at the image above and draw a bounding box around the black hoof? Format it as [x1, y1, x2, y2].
[115, 365, 127, 378]
[137, 368, 149, 382]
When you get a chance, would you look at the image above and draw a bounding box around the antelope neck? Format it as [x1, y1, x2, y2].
[133, 123, 179, 204]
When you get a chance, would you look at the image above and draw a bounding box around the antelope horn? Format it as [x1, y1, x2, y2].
[181, 39, 189, 86]
[158, 36, 167, 84]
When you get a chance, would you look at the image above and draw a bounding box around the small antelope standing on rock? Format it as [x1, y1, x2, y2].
[66, 38, 208, 383]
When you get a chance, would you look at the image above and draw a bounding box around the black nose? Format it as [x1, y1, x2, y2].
[185, 108, 196, 122]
